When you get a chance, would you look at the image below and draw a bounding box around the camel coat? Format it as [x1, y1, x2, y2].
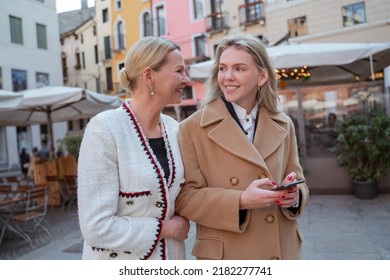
[175, 98, 309, 260]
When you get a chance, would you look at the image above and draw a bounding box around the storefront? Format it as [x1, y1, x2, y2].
[279, 80, 390, 194]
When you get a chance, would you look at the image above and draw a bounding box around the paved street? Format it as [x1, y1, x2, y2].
[1, 194, 389, 260]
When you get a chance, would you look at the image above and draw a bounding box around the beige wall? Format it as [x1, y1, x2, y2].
[265, 0, 390, 44]
[75, 19, 100, 92]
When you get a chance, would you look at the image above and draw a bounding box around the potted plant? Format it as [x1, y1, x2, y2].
[332, 111, 390, 199]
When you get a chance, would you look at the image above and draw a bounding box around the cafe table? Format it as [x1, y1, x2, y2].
[0, 189, 29, 246]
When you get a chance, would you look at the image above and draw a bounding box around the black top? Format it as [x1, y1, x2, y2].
[148, 137, 170, 182]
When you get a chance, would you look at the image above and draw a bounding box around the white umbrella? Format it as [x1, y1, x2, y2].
[0, 90, 23, 109]
[0, 86, 123, 155]
[188, 42, 390, 85]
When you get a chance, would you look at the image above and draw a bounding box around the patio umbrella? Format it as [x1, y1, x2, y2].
[0, 86, 123, 156]
[188, 42, 390, 85]
[0, 90, 23, 109]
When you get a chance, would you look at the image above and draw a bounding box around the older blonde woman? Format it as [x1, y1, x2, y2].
[78, 36, 190, 260]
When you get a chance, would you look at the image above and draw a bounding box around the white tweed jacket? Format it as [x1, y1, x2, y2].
[77, 100, 185, 260]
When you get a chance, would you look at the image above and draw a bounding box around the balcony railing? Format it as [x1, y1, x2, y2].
[205, 12, 229, 33]
[238, 1, 265, 26]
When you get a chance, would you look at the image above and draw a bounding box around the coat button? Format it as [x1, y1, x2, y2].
[155, 201, 164, 208]
[110, 252, 118, 258]
[258, 174, 267, 179]
[230, 177, 239, 186]
[265, 215, 275, 223]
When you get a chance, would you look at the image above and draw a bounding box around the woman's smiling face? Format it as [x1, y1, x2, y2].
[217, 46, 266, 112]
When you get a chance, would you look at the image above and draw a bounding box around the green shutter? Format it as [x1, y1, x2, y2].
[10, 16, 23, 44]
[36, 23, 47, 49]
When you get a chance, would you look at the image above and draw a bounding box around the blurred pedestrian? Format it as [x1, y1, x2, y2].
[19, 147, 30, 178]
[37, 140, 50, 161]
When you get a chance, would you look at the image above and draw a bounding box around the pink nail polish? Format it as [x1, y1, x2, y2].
[275, 200, 280, 204]
[287, 175, 293, 180]
[281, 195, 286, 199]
[271, 181, 277, 185]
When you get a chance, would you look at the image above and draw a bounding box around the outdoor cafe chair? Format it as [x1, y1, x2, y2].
[63, 175, 77, 211]
[7, 185, 51, 247]
[48, 176, 71, 211]
[0, 185, 32, 247]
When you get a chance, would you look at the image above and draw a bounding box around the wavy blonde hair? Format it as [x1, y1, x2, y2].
[203, 35, 279, 113]
[119, 36, 180, 94]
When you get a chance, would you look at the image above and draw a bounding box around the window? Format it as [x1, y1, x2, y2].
[36, 72, 49, 88]
[93, 25, 97, 36]
[36, 23, 47, 49]
[104, 36, 111, 59]
[207, 0, 226, 31]
[11, 69, 27, 92]
[9, 16, 23, 44]
[115, 21, 125, 49]
[82, 52, 86, 69]
[79, 119, 85, 130]
[288, 16, 307, 37]
[182, 86, 194, 100]
[192, 0, 204, 20]
[278, 82, 385, 158]
[156, 5, 166, 36]
[106, 67, 113, 91]
[75, 52, 81, 69]
[342, 2, 366, 27]
[115, 0, 122, 10]
[143, 12, 152, 37]
[240, 0, 265, 25]
[118, 63, 125, 92]
[96, 77, 101, 92]
[80, 34, 84, 44]
[194, 35, 206, 58]
[68, 120, 73, 131]
[62, 53, 67, 81]
[102, 8, 109, 23]
[94, 45, 99, 64]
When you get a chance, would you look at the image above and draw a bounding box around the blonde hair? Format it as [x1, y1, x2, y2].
[119, 36, 180, 94]
[203, 35, 279, 113]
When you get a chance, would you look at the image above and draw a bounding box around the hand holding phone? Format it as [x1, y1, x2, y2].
[271, 179, 305, 191]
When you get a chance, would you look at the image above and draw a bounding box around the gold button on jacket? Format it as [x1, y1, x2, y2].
[229, 177, 239, 186]
[265, 215, 275, 223]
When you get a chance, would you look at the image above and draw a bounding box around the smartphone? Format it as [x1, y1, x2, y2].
[271, 179, 305, 191]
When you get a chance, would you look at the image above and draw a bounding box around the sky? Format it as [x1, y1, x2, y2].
[55, 0, 95, 13]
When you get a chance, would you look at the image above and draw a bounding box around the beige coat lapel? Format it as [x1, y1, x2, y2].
[254, 109, 289, 160]
[201, 98, 274, 171]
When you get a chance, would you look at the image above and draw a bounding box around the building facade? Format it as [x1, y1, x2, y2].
[0, 0, 65, 171]
[192, 0, 390, 193]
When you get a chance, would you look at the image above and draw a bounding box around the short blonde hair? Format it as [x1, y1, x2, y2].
[203, 35, 279, 113]
[119, 36, 180, 93]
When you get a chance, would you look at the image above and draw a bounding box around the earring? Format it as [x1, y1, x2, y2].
[257, 85, 264, 94]
[150, 82, 155, 96]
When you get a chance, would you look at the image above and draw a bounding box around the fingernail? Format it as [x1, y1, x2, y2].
[275, 200, 280, 204]
[271, 181, 277, 185]
[281, 195, 286, 199]
[287, 175, 293, 180]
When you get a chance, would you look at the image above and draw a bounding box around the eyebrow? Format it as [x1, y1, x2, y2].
[219, 62, 248, 67]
